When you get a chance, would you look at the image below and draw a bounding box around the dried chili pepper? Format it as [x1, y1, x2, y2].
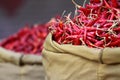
[49, 0, 120, 48]
[0, 24, 48, 55]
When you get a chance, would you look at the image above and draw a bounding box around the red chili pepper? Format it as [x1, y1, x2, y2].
[59, 21, 64, 29]
[110, 12, 115, 20]
[108, 39, 120, 47]
[87, 32, 95, 38]
[86, 17, 100, 26]
[71, 24, 80, 32]
[90, 0, 101, 3]
[111, 0, 119, 8]
[79, 7, 91, 16]
[0, 24, 48, 55]
[73, 38, 81, 45]
[113, 27, 120, 31]
[86, 40, 96, 48]
[53, 31, 63, 40]
[50, 0, 120, 48]
[87, 0, 103, 9]
[66, 35, 79, 39]
[87, 36, 98, 43]
[95, 40, 104, 47]
[103, 23, 113, 28]
[83, 27, 87, 42]
[103, 0, 111, 8]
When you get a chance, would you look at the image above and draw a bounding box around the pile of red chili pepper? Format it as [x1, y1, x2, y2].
[0, 24, 48, 55]
[50, 0, 120, 48]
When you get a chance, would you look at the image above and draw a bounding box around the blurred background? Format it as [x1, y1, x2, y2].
[0, 0, 89, 39]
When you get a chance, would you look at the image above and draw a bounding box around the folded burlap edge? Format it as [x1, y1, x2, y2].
[43, 33, 120, 64]
[0, 47, 42, 65]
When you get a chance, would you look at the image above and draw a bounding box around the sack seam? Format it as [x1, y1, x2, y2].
[19, 54, 24, 66]
[99, 49, 104, 64]
[97, 49, 104, 80]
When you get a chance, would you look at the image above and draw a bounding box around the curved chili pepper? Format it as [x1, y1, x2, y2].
[111, 0, 119, 8]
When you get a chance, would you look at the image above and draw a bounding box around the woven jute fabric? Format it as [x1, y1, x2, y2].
[0, 47, 45, 80]
[42, 33, 120, 80]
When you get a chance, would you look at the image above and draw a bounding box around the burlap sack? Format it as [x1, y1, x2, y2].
[0, 47, 45, 80]
[42, 33, 120, 80]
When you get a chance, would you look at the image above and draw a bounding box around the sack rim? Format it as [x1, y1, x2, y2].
[43, 33, 120, 64]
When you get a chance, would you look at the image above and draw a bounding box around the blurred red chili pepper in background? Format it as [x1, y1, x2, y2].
[0, 24, 48, 55]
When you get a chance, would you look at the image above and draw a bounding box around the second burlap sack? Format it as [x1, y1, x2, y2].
[0, 47, 45, 80]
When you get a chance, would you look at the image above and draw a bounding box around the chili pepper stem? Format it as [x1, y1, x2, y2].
[83, 0, 87, 7]
[72, 0, 81, 8]
[80, 38, 86, 45]
[60, 10, 66, 20]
